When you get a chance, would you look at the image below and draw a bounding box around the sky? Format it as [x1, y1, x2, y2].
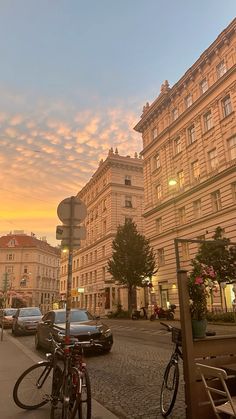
[0, 0, 235, 246]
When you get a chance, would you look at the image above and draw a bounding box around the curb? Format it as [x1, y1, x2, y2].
[4, 332, 119, 419]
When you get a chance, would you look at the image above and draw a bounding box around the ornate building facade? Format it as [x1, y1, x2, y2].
[134, 19, 236, 310]
[60, 149, 144, 315]
[0, 232, 60, 313]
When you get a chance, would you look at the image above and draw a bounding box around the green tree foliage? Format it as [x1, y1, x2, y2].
[107, 220, 157, 312]
[195, 227, 236, 284]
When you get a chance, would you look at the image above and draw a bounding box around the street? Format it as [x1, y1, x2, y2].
[6, 319, 186, 419]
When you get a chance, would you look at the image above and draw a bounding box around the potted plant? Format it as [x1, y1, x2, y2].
[188, 261, 217, 338]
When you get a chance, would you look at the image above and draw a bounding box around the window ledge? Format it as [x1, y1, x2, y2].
[202, 126, 214, 136]
[220, 111, 235, 123]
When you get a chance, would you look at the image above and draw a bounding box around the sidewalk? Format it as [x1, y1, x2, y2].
[0, 331, 118, 419]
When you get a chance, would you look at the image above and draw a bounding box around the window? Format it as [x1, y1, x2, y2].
[222, 95, 232, 117]
[174, 137, 181, 154]
[216, 60, 227, 79]
[102, 267, 106, 280]
[103, 199, 107, 211]
[155, 218, 162, 234]
[191, 160, 200, 179]
[125, 175, 131, 185]
[193, 199, 202, 219]
[204, 111, 213, 131]
[200, 78, 208, 94]
[232, 183, 236, 202]
[178, 207, 186, 224]
[185, 94, 192, 108]
[102, 245, 105, 257]
[153, 153, 160, 170]
[188, 124, 196, 144]
[177, 170, 184, 188]
[227, 136, 236, 160]
[103, 220, 107, 234]
[181, 242, 189, 260]
[157, 248, 165, 266]
[172, 108, 178, 121]
[155, 184, 162, 200]
[208, 149, 218, 171]
[6, 253, 14, 261]
[125, 195, 132, 208]
[152, 127, 158, 140]
[211, 190, 222, 212]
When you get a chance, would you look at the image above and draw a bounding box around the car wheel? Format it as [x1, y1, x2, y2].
[35, 333, 41, 350]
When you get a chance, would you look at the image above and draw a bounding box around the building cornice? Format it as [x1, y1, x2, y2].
[134, 18, 236, 134]
[139, 65, 236, 155]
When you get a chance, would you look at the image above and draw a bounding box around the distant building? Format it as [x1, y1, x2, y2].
[134, 18, 236, 310]
[60, 148, 144, 315]
[0, 232, 60, 312]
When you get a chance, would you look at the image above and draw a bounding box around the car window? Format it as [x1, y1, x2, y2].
[19, 308, 42, 317]
[54, 310, 93, 323]
[4, 309, 17, 316]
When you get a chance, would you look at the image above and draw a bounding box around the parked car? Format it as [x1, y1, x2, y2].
[35, 308, 113, 353]
[0, 308, 17, 328]
[12, 307, 42, 335]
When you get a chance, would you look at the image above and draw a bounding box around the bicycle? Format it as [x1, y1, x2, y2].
[159, 322, 182, 417]
[13, 333, 101, 419]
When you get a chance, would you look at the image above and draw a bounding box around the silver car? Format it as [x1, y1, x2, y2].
[12, 307, 42, 335]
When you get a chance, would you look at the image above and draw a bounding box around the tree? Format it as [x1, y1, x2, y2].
[195, 227, 236, 283]
[107, 220, 157, 313]
[194, 227, 236, 309]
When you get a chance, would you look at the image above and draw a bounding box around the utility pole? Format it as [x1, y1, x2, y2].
[56, 196, 87, 347]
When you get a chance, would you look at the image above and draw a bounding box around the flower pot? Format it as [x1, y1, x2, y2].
[191, 318, 207, 339]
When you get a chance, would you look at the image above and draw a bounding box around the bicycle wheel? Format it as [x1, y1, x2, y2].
[50, 365, 63, 419]
[160, 358, 179, 417]
[78, 368, 91, 419]
[13, 361, 52, 410]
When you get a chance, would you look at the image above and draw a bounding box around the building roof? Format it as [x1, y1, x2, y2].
[0, 233, 60, 255]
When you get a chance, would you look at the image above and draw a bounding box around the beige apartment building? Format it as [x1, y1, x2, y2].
[134, 18, 236, 310]
[0, 232, 60, 313]
[60, 148, 144, 315]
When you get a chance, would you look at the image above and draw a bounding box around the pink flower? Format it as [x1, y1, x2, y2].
[195, 276, 203, 285]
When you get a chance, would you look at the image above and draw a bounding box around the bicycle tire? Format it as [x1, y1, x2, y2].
[13, 361, 52, 410]
[160, 358, 179, 417]
[78, 368, 91, 419]
[50, 365, 63, 419]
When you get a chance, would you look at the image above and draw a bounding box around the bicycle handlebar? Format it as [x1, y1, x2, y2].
[160, 322, 172, 332]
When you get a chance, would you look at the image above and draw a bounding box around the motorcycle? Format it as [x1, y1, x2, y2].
[150, 304, 176, 321]
[131, 306, 148, 320]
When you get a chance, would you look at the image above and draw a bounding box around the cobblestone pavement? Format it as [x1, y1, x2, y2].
[86, 320, 186, 419]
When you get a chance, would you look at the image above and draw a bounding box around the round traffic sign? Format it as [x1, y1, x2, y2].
[57, 196, 87, 225]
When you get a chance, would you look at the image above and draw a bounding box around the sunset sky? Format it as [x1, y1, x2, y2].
[0, 1, 235, 246]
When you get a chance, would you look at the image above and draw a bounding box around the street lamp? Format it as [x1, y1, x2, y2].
[168, 178, 178, 186]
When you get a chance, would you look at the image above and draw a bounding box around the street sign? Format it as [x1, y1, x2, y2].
[61, 238, 81, 249]
[57, 196, 87, 225]
[56, 225, 86, 240]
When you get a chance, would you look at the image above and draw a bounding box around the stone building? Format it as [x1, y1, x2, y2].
[0, 231, 60, 313]
[134, 18, 236, 310]
[60, 148, 144, 315]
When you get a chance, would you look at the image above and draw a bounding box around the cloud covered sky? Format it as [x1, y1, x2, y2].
[0, 0, 235, 246]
